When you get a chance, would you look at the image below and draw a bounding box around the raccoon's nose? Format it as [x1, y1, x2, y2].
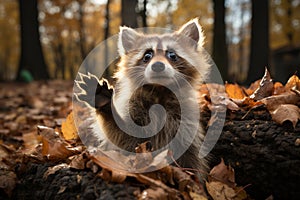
[151, 62, 165, 72]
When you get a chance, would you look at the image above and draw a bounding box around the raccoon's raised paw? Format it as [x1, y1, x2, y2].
[74, 72, 113, 110]
[95, 78, 113, 110]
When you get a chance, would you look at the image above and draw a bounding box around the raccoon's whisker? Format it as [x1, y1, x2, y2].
[177, 67, 199, 84]
[172, 74, 182, 91]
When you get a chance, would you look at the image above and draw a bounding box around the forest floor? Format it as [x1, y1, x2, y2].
[0, 77, 300, 200]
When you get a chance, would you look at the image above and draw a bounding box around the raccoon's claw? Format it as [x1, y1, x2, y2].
[74, 72, 113, 111]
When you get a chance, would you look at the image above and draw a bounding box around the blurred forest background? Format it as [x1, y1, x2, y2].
[0, 0, 300, 84]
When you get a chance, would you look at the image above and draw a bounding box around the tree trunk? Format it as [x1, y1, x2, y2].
[121, 0, 138, 28]
[246, 0, 269, 85]
[78, 1, 87, 60]
[17, 0, 49, 80]
[212, 0, 228, 82]
[141, 0, 148, 27]
[103, 0, 111, 78]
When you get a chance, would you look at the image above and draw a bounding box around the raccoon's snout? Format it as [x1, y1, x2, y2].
[152, 62, 165, 72]
[144, 60, 175, 84]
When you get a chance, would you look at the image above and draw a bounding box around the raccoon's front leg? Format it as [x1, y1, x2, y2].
[92, 79, 141, 152]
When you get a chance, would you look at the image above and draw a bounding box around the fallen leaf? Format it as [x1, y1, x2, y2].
[244, 79, 261, 96]
[38, 125, 82, 161]
[173, 166, 192, 192]
[208, 158, 236, 188]
[270, 104, 300, 128]
[260, 92, 300, 111]
[273, 82, 286, 95]
[90, 149, 131, 173]
[22, 131, 41, 155]
[61, 112, 79, 141]
[98, 168, 127, 183]
[139, 187, 168, 200]
[136, 174, 180, 198]
[250, 68, 273, 100]
[210, 96, 239, 111]
[206, 181, 248, 200]
[69, 152, 88, 170]
[285, 75, 300, 91]
[43, 163, 70, 179]
[0, 170, 17, 197]
[206, 181, 234, 200]
[189, 191, 208, 200]
[231, 97, 263, 109]
[225, 83, 247, 100]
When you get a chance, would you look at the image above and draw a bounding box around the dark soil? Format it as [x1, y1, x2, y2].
[210, 108, 300, 200]
[12, 163, 139, 200]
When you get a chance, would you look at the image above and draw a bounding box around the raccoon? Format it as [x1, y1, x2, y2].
[93, 19, 211, 174]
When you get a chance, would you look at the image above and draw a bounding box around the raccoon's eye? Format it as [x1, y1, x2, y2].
[166, 51, 178, 62]
[143, 50, 154, 63]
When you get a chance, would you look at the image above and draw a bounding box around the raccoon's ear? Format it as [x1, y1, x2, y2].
[177, 18, 205, 47]
[118, 26, 140, 56]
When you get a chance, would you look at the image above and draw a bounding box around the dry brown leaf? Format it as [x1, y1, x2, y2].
[37, 125, 82, 161]
[43, 163, 69, 179]
[189, 192, 207, 200]
[206, 181, 248, 200]
[208, 158, 236, 188]
[0, 144, 9, 161]
[69, 152, 88, 170]
[21, 131, 41, 155]
[273, 82, 286, 95]
[210, 96, 239, 111]
[136, 174, 180, 198]
[189, 191, 208, 200]
[244, 79, 261, 96]
[61, 112, 79, 141]
[270, 104, 300, 128]
[159, 166, 175, 185]
[206, 181, 234, 200]
[90, 149, 131, 173]
[139, 187, 168, 200]
[98, 168, 127, 183]
[260, 92, 300, 111]
[285, 75, 300, 91]
[250, 68, 273, 101]
[200, 83, 226, 97]
[173, 166, 191, 191]
[225, 83, 247, 100]
[0, 170, 17, 197]
[229, 97, 258, 109]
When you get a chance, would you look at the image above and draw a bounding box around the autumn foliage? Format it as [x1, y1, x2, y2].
[0, 71, 300, 199]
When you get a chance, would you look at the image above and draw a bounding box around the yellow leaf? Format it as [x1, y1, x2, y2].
[61, 112, 78, 141]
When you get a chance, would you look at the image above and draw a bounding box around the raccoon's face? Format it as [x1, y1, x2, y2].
[115, 18, 210, 89]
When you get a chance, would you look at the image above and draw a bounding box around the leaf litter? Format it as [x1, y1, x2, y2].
[0, 70, 299, 199]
